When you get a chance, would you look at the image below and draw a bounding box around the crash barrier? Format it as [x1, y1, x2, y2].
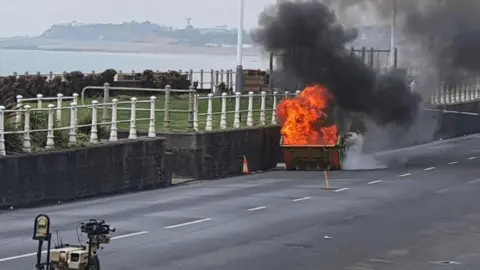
[0, 87, 297, 155]
[117, 126, 282, 180]
[0, 137, 172, 209]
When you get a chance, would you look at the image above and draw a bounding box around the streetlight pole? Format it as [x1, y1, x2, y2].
[389, 0, 397, 68]
[235, 0, 245, 93]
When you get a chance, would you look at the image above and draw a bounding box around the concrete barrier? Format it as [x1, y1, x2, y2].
[119, 126, 282, 180]
[0, 137, 171, 209]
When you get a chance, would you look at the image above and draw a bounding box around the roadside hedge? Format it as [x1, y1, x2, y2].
[0, 69, 192, 108]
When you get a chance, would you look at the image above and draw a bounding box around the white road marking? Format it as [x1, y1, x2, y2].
[111, 231, 149, 240]
[164, 218, 212, 229]
[248, 206, 267, 211]
[368, 180, 383, 185]
[468, 156, 477, 160]
[292, 197, 311, 202]
[0, 252, 41, 263]
[0, 231, 148, 263]
[424, 167, 435, 171]
[448, 161, 458, 165]
[398, 173, 411, 177]
[334, 188, 349, 193]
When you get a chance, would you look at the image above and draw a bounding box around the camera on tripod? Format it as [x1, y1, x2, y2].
[80, 219, 115, 236]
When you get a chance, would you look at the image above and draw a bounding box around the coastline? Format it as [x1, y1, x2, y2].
[0, 39, 265, 57]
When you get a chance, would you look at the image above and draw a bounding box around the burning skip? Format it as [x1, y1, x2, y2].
[278, 84, 338, 146]
[278, 84, 347, 171]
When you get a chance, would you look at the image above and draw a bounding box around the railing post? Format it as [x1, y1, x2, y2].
[439, 82, 445, 105]
[226, 70, 230, 89]
[199, 69, 204, 89]
[15, 95, 23, 123]
[193, 94, 199, 132]
[129, 97, 137, 139]
[271, 92, 278, 125]
[260, 91, 266, 125]
[164, 85, 171, 129]
[148, 96, 156, 137]
[0, 106, 5, 156]
[189, 69, 194, 84]
[247, 91, 254, 127]
[68, 103, 77, 146]
[210, 69, 214, 92]
[475, 77, 480, 99]
[233, 92, 241, 128]
[90, 100, 99, 143]
[109, 99, 118, 141]
[295, 90, 301, 96]
[188, 85, 195, 128]
[214, 70, 220, 94]
[73, 93, 79, 106]
[46, 104, 55, 149]
[56, 93, 63, 121]
[37, 94, 43, 108]
[284, 91, 289, 99]
[23, 105, 32, 152]
[205, 94, 213, 131]
[102, 82, 110, 122]
[220, 92, 227, 129]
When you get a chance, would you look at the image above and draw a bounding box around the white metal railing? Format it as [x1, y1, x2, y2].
[0, 90, 298, 156]
[15, 93, 78, 124]
[428, 77, 480, 106]
[0, 97, 157, 156]
[194, 90, 299, 131]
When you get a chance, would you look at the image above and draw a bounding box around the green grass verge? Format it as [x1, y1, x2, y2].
[28, 93, 280, 132]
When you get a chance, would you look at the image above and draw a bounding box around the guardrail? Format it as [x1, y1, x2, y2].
[429, 78, 480, 106]
[0, 90, 297, 156]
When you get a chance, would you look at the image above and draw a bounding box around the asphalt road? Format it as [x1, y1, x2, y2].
[2, 134, 480, 270]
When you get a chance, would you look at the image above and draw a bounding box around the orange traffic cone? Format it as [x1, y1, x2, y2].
[243, 155, 250, 174]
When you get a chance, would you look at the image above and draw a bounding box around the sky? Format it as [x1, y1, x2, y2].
[0, 0, 278, 37]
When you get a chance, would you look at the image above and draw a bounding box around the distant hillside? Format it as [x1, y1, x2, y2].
[40, 21, 254, 46]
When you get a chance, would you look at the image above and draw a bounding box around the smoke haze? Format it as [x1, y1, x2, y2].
[325, 0, 480, 76]
[251, 0, 421, 127]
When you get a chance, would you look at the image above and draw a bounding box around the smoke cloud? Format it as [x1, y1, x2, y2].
[251, 0, 422, 127]
[323, 0, 480, 76]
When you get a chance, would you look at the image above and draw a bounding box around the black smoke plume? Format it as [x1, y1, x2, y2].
[323, 0, 480, 78]
[252, 0, 421, 126]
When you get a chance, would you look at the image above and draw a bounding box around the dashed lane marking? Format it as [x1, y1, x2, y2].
[398, 173, 411, 177]
[468, 157, 477, 160]
[111, 231, 149, 240]
[0, 231, 149, 263]
[449, 161, 458, 165]
[292, 197, 311, 202]
[248, 206, 267, 211]
[424, 167, 435, 171]
[368, 180, 383, 185]
[164, 218, 212, 229]
[334, 188, 349, 193]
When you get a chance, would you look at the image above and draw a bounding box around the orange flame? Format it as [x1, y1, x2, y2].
[278, 84, 339, 145]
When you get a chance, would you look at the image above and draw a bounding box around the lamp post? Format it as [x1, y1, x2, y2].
[389, 0, 397, 68]
[235, 0, 245, 93]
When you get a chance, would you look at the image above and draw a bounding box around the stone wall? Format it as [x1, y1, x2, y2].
[0, 137, 171, 209]
[119, 126, 282, 180]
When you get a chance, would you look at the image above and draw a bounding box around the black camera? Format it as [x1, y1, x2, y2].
[80, 219, 115, 236]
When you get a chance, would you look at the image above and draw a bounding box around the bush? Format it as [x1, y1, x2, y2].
[0, 69, 194, 108]
[3, 111, 102, 154]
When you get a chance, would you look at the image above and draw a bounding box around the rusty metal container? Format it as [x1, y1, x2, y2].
[281, 136, 344, 171]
